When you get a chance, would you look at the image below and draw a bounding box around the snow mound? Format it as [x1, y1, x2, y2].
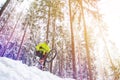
[0, 57, 74, 80]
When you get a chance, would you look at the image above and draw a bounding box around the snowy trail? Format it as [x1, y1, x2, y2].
[0, 57, 74, 80]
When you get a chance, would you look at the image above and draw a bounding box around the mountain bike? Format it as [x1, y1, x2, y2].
[33, 48, 57, 70]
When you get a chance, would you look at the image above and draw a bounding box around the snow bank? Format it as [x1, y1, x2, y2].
[0, 57, 74, 80]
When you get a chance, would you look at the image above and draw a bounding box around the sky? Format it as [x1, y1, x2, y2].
[0, 57, 75, 80]
[98, 0, 120, 52]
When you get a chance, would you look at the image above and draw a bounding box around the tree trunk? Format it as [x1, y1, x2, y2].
[78, 0, 93, 80]
[50, 18, 56, 73]
[16, 22, 28, 60]
[59, 41, 64, 77]
[46, 5, 50, 40]
[0, 0, 10, 16]
[69, 0, 77, 79]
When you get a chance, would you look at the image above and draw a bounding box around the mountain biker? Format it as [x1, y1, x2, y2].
[35, 40, 50, 67]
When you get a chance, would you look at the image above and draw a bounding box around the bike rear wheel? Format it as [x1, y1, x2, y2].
[45, 49, 57, 63]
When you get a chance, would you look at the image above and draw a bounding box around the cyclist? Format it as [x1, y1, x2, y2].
[35, 40, 50, 67]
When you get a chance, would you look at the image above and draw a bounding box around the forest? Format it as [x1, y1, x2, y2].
[0, 0, 120, 80]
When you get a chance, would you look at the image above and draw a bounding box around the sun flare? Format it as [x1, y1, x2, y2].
[99, 0, 120, 57]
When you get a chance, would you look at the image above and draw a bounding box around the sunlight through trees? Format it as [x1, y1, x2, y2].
[0, 0, 120, 80]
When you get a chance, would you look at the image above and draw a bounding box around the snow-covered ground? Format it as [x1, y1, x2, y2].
[0, 57, 74, 80]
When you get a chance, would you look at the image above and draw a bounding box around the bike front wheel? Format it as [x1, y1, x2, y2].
[45, 49, 57, 63]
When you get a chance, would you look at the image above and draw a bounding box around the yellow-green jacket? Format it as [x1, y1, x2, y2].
[36, 42, 50, 55]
